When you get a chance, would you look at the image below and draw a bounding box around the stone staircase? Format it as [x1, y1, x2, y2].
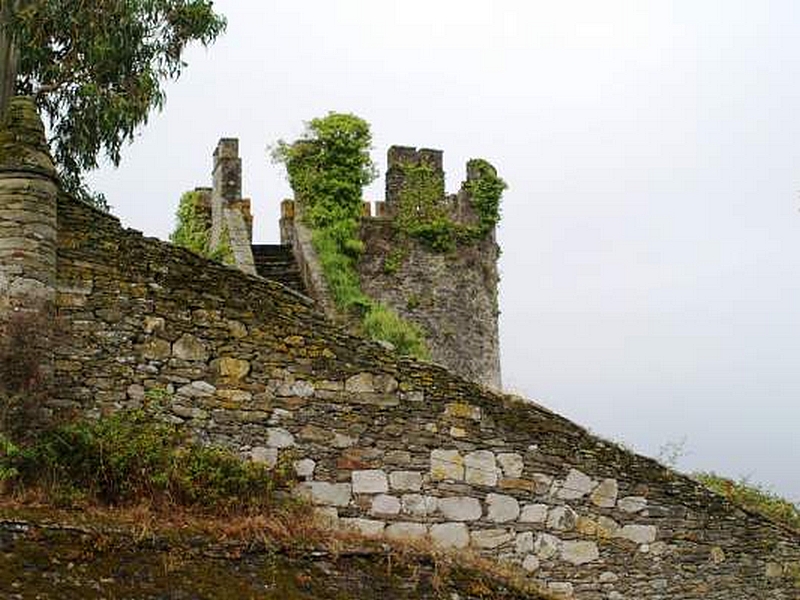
[251, 244, 306, 295]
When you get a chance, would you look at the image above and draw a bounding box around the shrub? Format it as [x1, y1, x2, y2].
[2, 410, 281, 511]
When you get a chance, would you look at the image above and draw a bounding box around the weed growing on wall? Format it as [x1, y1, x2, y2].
[696, 472, 800, 531]
[274, 113, 429, 358]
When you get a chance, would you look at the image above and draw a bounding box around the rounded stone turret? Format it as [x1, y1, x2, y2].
[0, 97, 58, 397]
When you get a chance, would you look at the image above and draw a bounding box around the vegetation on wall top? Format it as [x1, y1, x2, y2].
[170, 190, 234, 265]
[394, 157, 506, 253]
[274, 113, 428, 359]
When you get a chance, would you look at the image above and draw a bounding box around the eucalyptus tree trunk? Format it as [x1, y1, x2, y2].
[0, 0, 23, 117]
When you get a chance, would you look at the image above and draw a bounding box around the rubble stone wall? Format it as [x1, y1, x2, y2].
[2, 99, 798, 600]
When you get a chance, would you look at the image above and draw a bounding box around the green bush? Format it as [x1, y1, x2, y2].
[2, 411, 279, 511]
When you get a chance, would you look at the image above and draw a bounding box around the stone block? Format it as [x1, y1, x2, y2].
[345, 372, 375, 393]
[464, 450, 498, 486]
[547, 505, 577, 531]
[617, 524, 657, 544]
[497, 453, 524, 478]
[352, 469, 389, 494]
[249, 446, 278, 467]
[590, 478, 618, 508]
[534, 533, 562, 559]
[430, 523, 470, 549]
[557, 468, 596, 500]
[486, 493, 520, 523]
[444, 402, 481, 421]
[560, 540, 599, 565]
[515, 531, 534, 554]
[522, 555, 540, 572]
[172, 334, 208, 362]
[266, 427, 295, 449]
[389, 471, 423, 492]
[293, 458, 315, 479]
[439, 496, 482, 521]
[470, 529, 513, 549]
[217, 357, 250, 380]
[617, 496, 647, 513]
[519, 503, 549, 523]
[430, 449, 464, 481]
[401, 494, 438, 517]
[299, 482, 352, 507]
[371, 494, 401, 516]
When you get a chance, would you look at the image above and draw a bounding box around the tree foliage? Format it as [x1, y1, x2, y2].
[0, 0, 226, 207]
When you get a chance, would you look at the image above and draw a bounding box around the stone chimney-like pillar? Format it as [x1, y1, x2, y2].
[0, 97, 59, 401]
[209, 138, 256, 274]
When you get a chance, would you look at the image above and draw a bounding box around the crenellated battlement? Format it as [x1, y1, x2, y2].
[280, 144, 502, 389]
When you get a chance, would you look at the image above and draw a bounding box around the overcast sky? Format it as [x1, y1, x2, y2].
[87, 0, 800, 501]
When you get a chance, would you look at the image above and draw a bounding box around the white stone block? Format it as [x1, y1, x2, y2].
[522, 554, 540, 572]
[519, 503, 549, 523]
[341, 518, 385, 537]
[560, 540, 599, 565]
[293, 458, 316, 479]
[515, 531, 534, 554]
[465, 450, 498, 486]
[557, 468, 596, 500]
[389, 471, 423, 492]
[486, 493, 520, 523]
[547, 505, 577, 531]
[617, 524, 657, 544]
[249, 446, 278, 468]
[371, 494, 401, 516]
[617, 496, 647, 513]
[497, 453, 524, 478]
[266, 427, 295, 449]
[590, 478, 618, 508]
[352, 469, 389, 494]
[439, 496, 482, 521]
[430, 449, 464, 481]
[298, 482, 352, 507]
[534, 533, 562, 559]
[430, 523, 470, 549]
[401, 494, 438, 517]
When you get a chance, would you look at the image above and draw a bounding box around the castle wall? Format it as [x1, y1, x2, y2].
[2, 102, 798, 599]
[47, 194, 800, 600]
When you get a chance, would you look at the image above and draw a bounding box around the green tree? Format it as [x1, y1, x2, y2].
[0, 0, 226, 207]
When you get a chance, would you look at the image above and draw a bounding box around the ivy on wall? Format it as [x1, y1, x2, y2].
[394, 158, 506, 253]
[170, 190, 234, 265]
[274, 113, 429, 359]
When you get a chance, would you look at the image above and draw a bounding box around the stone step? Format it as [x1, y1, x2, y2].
[251, 244, 306, 295]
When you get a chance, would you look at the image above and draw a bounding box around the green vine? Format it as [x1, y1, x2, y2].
[170, 191, 235, 265]
[170, 190, 211, 255]
[274, 113, 429, 359]
[394, 158, 506, 252]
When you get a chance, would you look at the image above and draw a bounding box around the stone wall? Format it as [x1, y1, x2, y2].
[49, 196, 800, 599]
[3, 99, 800, 599]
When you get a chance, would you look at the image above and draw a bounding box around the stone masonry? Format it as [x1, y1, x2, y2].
[2, 98, 800, 600]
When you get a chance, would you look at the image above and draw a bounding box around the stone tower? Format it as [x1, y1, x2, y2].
[0, 97, 59, 400]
